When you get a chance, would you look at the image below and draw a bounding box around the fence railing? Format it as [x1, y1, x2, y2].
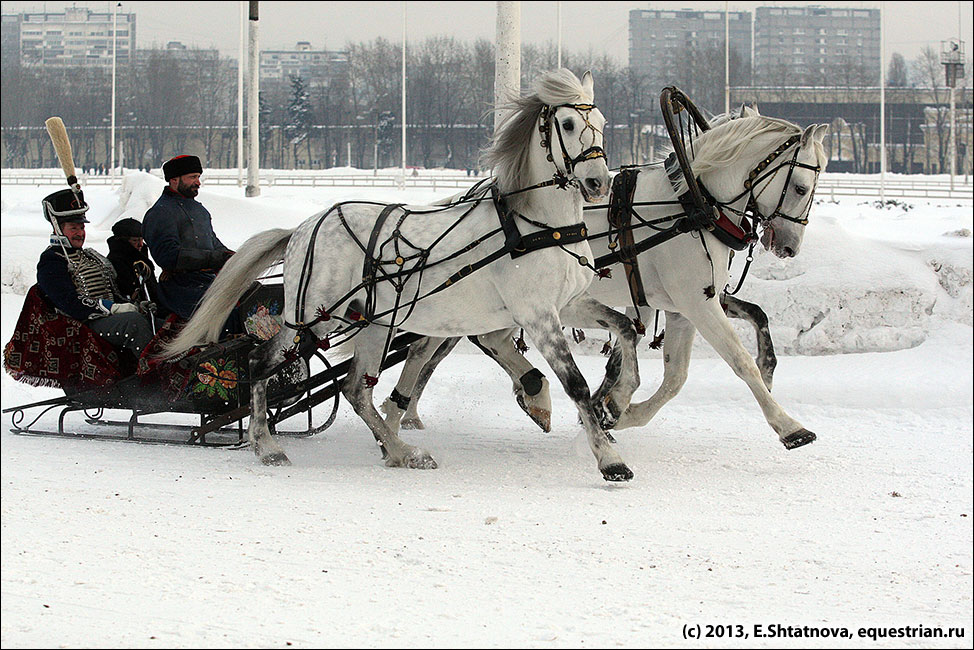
[3, 169, 972, 200]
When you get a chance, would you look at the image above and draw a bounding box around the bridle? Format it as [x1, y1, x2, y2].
[731, 134, 822, 227]
[501, 101, 607, 200]
[540, 102, 606, 178]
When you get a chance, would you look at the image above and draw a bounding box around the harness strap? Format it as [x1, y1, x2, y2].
[607, 169, 648, 307]
[361, 203, 404, 321]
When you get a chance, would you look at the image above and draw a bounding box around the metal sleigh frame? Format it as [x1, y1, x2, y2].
[3, 324, 420, 447]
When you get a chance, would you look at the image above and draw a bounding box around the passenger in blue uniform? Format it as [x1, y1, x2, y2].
[36, 189, 154, 358]
[142, 155, 235, 320]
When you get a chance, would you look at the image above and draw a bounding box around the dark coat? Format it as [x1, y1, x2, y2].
[36, 246, 113, 321]
[143, 188, 232, 319]
[107, 235, 156, 301]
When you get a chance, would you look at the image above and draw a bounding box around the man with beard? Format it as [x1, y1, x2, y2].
[36, 189, 154, 358]
[143, 155, 235, 321]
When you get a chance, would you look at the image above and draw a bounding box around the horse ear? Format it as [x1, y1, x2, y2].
[800, 124, 816, 147]
[813, 123, 830, 142]
[738, 104, 747, 118]
[581, 70, 594, 97]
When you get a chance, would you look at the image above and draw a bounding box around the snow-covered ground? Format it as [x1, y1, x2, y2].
[1, 173, 972, 647]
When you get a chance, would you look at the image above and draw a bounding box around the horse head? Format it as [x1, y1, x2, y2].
[485, 69, 609, 207]
[752, 122, 829, 258]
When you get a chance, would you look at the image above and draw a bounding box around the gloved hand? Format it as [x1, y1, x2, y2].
[138, 301, 157, 313]
[110, 302, 139, 315]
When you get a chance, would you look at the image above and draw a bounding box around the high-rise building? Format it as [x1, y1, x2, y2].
[753, 6, 880, 84]
[1, 6, 136, 67]
[628, 8, 753, 87]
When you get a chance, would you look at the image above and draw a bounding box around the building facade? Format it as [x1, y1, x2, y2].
[2, 7, 136, 67]
[629, 8, 752, 85]
[259, 41, 349, 87]
[753, 6, 881, 85]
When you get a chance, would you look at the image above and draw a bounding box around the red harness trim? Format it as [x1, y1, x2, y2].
[712, 211, 756, 250]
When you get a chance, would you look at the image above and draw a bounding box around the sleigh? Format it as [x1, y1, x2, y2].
[2, 283, 418, 446]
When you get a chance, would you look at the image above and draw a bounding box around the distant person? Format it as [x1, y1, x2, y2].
[142, 155, 235, 321]
[36, 189, 153, 358]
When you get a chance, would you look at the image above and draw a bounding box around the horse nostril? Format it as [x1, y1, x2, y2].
[586, 178, 604, 193]
[783, 247, 796, 257]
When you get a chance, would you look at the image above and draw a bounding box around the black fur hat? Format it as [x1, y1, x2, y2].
[111, 218, 143, 238]
[42, 188, 89, 224]
[163, 154, 203, 181]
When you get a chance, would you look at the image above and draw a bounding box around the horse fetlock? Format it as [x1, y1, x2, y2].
[379, 398, 405, 432]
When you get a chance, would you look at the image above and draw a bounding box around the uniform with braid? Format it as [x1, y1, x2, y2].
[37, 189, 154, 359]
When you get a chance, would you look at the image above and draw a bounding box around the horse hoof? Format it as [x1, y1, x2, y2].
[387, 450, 438, 470]
[528, 407, 551, 433]
[782, 429, 816, 450]
[400, 417, 425, 430]
[260, 451, 292, 466]
[516, 395, 551, 432]
[601, 463, 633, 482]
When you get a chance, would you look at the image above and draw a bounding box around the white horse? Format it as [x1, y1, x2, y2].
[384, 107, 829, 450]
[165, 69, 645, 481]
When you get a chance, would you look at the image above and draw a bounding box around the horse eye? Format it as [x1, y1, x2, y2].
[562, 119, 574, 132]
[794, 184, 808, 196]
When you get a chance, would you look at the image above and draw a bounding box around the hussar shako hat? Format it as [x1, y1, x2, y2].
[42, 188, 89, 224]
[163, 154, 203, 181]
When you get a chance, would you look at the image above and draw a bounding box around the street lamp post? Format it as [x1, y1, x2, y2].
[110, 2, 121, 185]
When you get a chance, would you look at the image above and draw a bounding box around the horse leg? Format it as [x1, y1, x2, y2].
[343, 328, 437, 469]
[470, 329, 552, 432]
[593, 306, 648, 413]
[521, 317, 632, 482]
[559, 296, 640, 429]
[247, 329, 293, 465]
[380, 336, 448, 432]
[676, 299, 814, 450]
[722, 294, 776, 391]
[398, 337, 461, 429]
[614, 311, 696, 431]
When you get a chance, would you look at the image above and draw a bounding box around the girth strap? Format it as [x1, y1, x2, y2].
[607, 168, 648, 307]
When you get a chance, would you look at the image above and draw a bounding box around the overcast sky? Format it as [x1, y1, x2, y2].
[2, 1, 971, 66]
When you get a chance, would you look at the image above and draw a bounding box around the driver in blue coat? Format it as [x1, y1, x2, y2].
[142, 155, 235, 320]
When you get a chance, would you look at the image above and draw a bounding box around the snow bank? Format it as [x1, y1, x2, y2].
[2, 173, 971, 355]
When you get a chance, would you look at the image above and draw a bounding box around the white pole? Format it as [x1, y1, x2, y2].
[401, 1, 407, 184]
[246, 1, 260, 197]
[950, 86, 956, 190]
[111, 2, 118, 185]
[237, 1, 245, 187]
[557, 1, 562, 68]
[724, 1, 730, 115]
[880, 1, 885, 202]
[495, 1, 521, 133]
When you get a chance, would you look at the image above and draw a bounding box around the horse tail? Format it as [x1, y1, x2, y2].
[163, 228, 294, 357]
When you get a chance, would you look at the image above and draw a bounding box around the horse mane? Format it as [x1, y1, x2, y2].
[482, 69, 593, 196]
[670, 115, 808, 195]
